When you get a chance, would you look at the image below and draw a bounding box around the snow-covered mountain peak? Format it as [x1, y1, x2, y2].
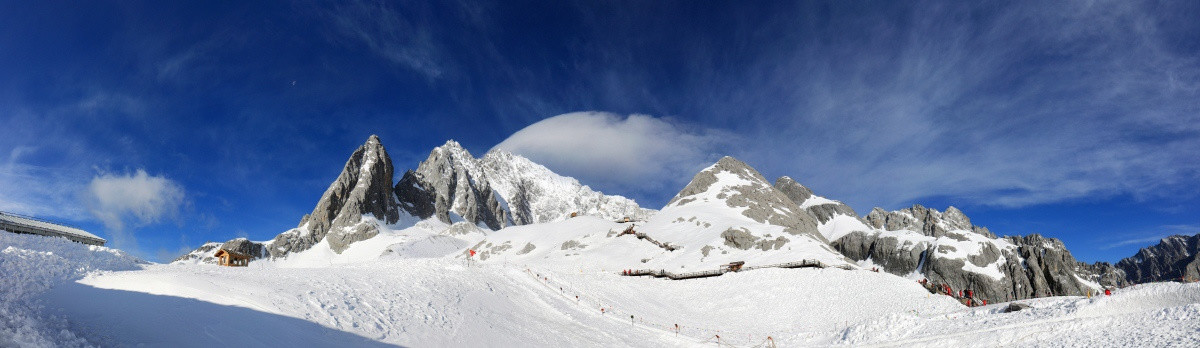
[626, 156, 847, 269]
[667, 156, 767, 207]
[479, 149, 654, 224]
[424, 139, 484, 175]
[662, 156, 827, 239]
[394, 139, 655, 230]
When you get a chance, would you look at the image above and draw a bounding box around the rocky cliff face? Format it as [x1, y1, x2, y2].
[270, 135, 402, 256]
[1117, 234, 1200, 283]
[1078, 261, 1130, 288]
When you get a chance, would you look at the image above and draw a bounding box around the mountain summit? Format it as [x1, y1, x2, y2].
[271, 135, 402, 255]
[636, 156, 850, 269]
[396, 140, 510, 229]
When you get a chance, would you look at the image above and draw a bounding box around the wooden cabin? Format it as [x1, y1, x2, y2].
[214, 248, 251, 267]
[570, 212, 578, 218]
[721, 261, 745, 272]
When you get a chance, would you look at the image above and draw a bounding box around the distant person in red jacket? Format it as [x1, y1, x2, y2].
[1104, 289, 1111, 296]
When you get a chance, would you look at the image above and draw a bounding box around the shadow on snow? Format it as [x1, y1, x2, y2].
[40, 282, 400, 347]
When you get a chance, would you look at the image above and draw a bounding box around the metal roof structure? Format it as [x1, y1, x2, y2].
[0, 211, 106, 246]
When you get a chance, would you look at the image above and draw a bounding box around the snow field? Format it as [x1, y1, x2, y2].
[831, 282, 1200, 347]
[0, 233, 144, 347]
[9, 228, 1200, 347]
[48, 261, 691, 347]
[527, 266, 964, 346]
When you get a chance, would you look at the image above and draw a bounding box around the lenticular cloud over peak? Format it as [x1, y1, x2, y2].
[492, 112, 729, 201]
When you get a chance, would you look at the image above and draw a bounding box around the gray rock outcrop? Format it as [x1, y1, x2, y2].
[270, 135, 401, 256]
[774, 177, 858, 224]
[863, 205, 995, 239]
[220, 238, 269, 259]
[1116, 234, 1200, 283]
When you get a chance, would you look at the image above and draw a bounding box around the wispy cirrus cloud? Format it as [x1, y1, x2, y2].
[311, 0, 446, 79]
[1101, 224, 1200, 250]
[707, 1, 1200, 211]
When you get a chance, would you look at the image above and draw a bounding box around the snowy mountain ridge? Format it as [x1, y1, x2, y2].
[462, 156, 852, 273]
[175, 135, 1165, 307]
[179, 136, 656, 262]
[480, 149, 654, 225]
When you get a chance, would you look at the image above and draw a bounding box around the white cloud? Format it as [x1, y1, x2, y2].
[492, 112, 731, 201]
[86, 170, 186, 248]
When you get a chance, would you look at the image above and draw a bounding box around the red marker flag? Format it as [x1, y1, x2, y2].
[469, 249, 476, 257]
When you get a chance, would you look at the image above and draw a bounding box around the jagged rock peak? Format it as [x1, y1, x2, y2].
[405, 139, 509, 230]
[863, 204, 994, 238]
[1117, 234, 1200, 284]
[270, 135, 401, 256]
[433, 139, 474, 160]
[668, 156, 824, 241]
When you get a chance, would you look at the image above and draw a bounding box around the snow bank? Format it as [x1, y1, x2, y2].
[830, 282, 1200, 347]
[0, 232, 144, 347]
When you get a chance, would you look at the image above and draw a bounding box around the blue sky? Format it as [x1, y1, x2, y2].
[1, 1, 1198, 263]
